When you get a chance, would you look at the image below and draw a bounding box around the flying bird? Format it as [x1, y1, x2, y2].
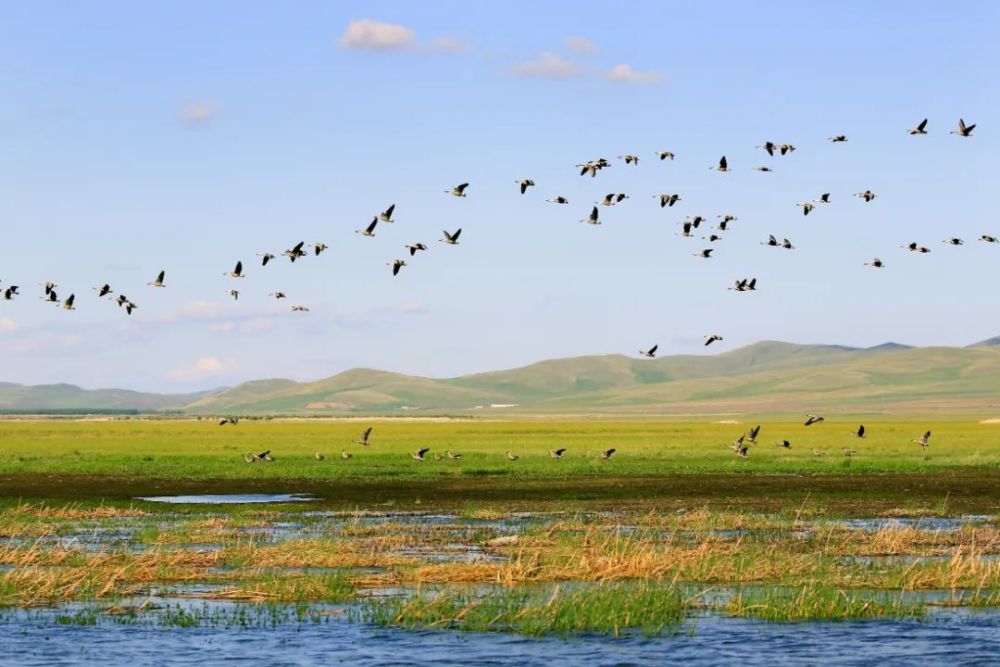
[908, 118, 928, 135]
[865, 257, 884, 268]
[913, 431, 932, 448]
[695, 248, 714, 258]
[446, 182, 469, 197]
[291, 305, 309, 312]
[753, 166, 773, 172]
[405, 243, 428, 256]
[506, 451, 519, 461]
[389, 259, 407, 276]
[903, 242, 931, 253]
[341, 450, 352, 461]
[546, 196, 570, 204]
[775, 440, 792, 449]
[581, 207, 601, 225]
[447, 450, 462, 460]
[283, 241, 307, 262]
[942, 238, 964, 246]
[356, 428, 372, 446]
[979, 235, 999, 243]
[828, 135, 848, 143]
[516, 179, 536, 194]
[2, 286, 18, 300]
[225, 261, 245, 278]
[147, 271, 166, 288]
[710, 156, 730, 172]
[379, 204, 396, 222]
[704, 334, 723, 346]
[311, 243, 328, 256]
[950, 118, 976, 137]
[779, 144, 796, 155]
[804, 415, 825, 426]
[747, 424, 761, 443]
[852, 425, 866, 438]
[797, 202, 815, 216]
[441, 228, 462, 244]
[600, 448, 616, 460]
[94, 284, 113, 297]
[655, 193, 681, 208]
[228, 289, 240, 300]
[356, 218, 378, 237]
[269, 291, 286, 299]
[814, 193, 831, 204]
[258, 252, 275, 266]
[655, 151, 675, 160]
[61, 294, 76, 310]
[411, 448, 430, 461]
[639, 344, 658, 358]
[757, 141, 777, 156]
[619, 154, 639, 165]
[729, 278, 757, 292]
[550, 448, 566, 459]
[855, 190, 877, 203]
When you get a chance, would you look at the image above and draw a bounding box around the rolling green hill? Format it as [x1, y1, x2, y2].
[0, 382, 213, 413]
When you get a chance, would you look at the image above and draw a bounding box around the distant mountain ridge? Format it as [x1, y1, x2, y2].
[3, 338, 999, 415]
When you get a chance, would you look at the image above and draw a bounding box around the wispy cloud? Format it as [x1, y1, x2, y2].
[565, 36, 598, 54]
[166, 356, 235, 381]
[180, 102, 216, 126]
[0, 331, 81, 354]
[604, 64, 664, 85]
[511, 52, 583, 80]
[338, 19, 468, 53]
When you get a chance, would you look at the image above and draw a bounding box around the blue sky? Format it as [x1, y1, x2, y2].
[0, 1, 996, 391]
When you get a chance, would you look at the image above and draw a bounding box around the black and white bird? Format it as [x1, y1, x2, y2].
[908, 118, 928, 135]
[356, 218, 378, 237]
[757, 141, 777, 156]
[865, 257, 884, 268]
[695, 248, 714, 258]
[441, 228, 462, 244]
[600, 448, 616, 460]
[412, 448, 431, 461]
[942, 238, 964, 246]
[228, 289, 240, 300]
[855, 190, 877, 203]
[804, 415, 825, 426]
[775, 440, 792, 449]
[447, 450, 461, 460]
[516, 179, 536, 194]
[311, 243, 328, 256]
[379, 204, 396, 223]
[225, 261, 245, 278]
[291, 305, 309, 312]
[979, 235, 999, 244]
[828, 135, 848, 143]
[283, 241, 307, 262]
[546, 196, 570, 204]
[729, 278, 757, 292]
[913, 430, 932, 448]
[94, 284, 113, 297]
[655, 193, 681, 208]
[389, 259, 407, 276]
[341, 450, 352, 461]
[747, 424, 761, 443]
[506, 451, 519, 461]
[405, 243, 428, 256]
[814, 193, 831, 204]
[710, 155, 730, 172]
[2, 286, 18, 300]
[446, 182, 469, 197]
[550, 448, 566, 459]
[704, 334, 723, 346]
[903, 242, 931, 253]
[639, 344, 658, 358]
[356, 427, 372, 446]
[61, 294, 76, 310]
[147, 271, 166, 288]
[852, 424, 866, 438]
[950, 118, 976, 137]
[655, 151, 675, 160]
[702, 234, 723, 242]
[42, 281, 57, 297]
[779, 144, 796, 155]
[753, 166, 773, 172]
[269, 291, 286, 299]
[797, 202, 815, 216]
[619, 154, 639, 165]
[581, 206, 601, 225]
[258, 252, 275, 266]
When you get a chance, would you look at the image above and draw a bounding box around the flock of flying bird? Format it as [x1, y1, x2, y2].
[2, 117, 989, 343]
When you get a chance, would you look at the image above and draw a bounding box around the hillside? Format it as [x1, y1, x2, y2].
[0, 383, 213, 412]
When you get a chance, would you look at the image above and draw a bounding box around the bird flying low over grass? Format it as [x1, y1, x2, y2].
[852, 424, 866, 438]
[639, 344, 658, 358]
[446, 450, 461, 460]
[411, 448, 430, 461]
[506, 451, 519, 461]
[356, 427, 372, 446]
[747, 424, 761, 443]
[775, 440, 792, 449]
[314, 451, 325, 461]
[550, 448, 566, 459]
[600, 448, 616, 460]
[804, 415, 825, 426]
[913, 431, 932, 448]
[341, 450, 352, 461]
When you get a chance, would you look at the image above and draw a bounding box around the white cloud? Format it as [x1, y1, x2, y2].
[604, 64, 664, 85]
[0, 332, 81, 354]
[337, 19, 468, 54]
[180, 102, 216, 126]
[511, 52, 583, 80]
[431, 37, 471, 54]
[167, 356, 235, 381]
[565, 36, 597, 54]
[0, 318, 17, 334]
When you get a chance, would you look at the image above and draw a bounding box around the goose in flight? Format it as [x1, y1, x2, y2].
[753, 166, 773, 172]
[704, 334, 723, 346]
[718, 214, 737, 224]
[678, 222, 694, 237]
[546, 196, 570, 204]
[225, 261, 245, 278]
[757, 141, 777, 156]
[341, 450, 352, 461]
[389, 259, 407, 276]
[710, 155, 730, 172]
[581, 207, 601, 225]
[516, 179, 535, 194]
[379, 204, 396, 223]
[577, 160, 609, 177]
[979, 235, 998, 243]
[619, 154, 639, 165]
[61, 294, 76, 310]
[942, 238, 964, 246]
[779, 144, 796, 155]
[405, 243, 428, 256]
[218, 417, 238, 426]
[441, 228, 462, 244]
[42, 282, 57, 296]
[735, 444, 748, 458]
[356, 218, 378, 237]
[639, 344, 658, 358]
[781, 238, 795, 249]
[715, 219, 733, 231]
[855, 190, 877, 203]
[828, 135, 848, 143]
[797, 202, 815, 216]
[147, 271, 166, 288]
[446, 182, 469, 197]
[550, 448, 566, 459]
[908, 118, 928, 135]
[814, 193, 831, 204]
[600, 448, 616, 460]
[728, 278, 757, 292]
[283, 241, 307, 262]
[269, 291, 286, 299]
[695, 248, 714, 258]
[775, 440, 792, 449]
[865, 257, 884, 268]
[762, 234, 780, 247]
[124, 301, 137, 315]
[506, 451, 519, 461]
[903, 242, 931, 253]
[730, 434, 746, 452]
[804, 415, 825, 426]
[852, 424, 866, 438]
[115, 294, 128, 307]
[356, 427, 372, 446]
[291, 305, 309, 312]
[747, 424, 761, 443]
[447, 450, 462, 460]
[913, 430, 932, 448]
[2, 286, 18, 300]
[655, 151, 675, 160]
[228, 289, 240, 300]
[94, 284, 113, 298]
[411, 448, 430, 461]
[655, 193, 681, 208]
[258, 252, 275, 266]
[311, 243, 328, 256]
[686, 215, 706, 228]
[702, 234, 723, 242]
[950, 118, 976, 137]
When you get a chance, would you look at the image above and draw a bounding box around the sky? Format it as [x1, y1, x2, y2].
[0, 1, 997, 392]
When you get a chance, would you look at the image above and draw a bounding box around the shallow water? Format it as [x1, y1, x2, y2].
[3, 606, 998, 666]
[136, 494, 316, 504]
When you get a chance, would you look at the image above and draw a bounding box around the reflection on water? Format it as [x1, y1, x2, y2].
[3, 605, 998, 666]
[135, 494, 316, 504]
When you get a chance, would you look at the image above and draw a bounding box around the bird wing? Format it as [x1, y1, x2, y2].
[456, 183, 469, 193]
[750, 425, 760, 438]
[719, 156, 728, 169]
[385, 204, 395, 218]
[452, 228, 462, 240]
[648, 344, 658, 355]
[917, 118, 927, 131]
[366, 219, 378, 234]
[235, 261, 243, 274]
[157, 270, 165, 283]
